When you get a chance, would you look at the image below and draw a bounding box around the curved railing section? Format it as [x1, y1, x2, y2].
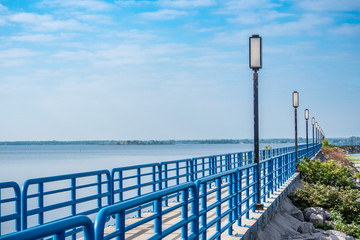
[21, 170, 111, 239]
[0, 182, 21, 236]
[95, 182, 197, 240]
[0, 215, 94, 240]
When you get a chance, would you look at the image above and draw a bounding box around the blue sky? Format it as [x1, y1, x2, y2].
[0, 0, 359, 141]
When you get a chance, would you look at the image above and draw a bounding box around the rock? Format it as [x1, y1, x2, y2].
[290, 207, 305, 222]
[309, 213, 325, 226]
[324, 210, 332, 220]
[326, 230, 355, 240]
[284, 231, 326, 239]
[297, 222, 315, 233]
[304, 207, 325, 221]
[284, 229, 356, 240]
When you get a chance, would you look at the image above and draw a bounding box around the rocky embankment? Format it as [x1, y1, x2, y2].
[256, 145, 360, 240]
[256, 196, 358, 240]
[340, 145, 360, 154]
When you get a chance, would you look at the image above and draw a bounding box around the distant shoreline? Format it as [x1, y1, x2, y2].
[0, 138, 318, 145]
[0, 139, 298, 146]
[0, 138, 357, 146]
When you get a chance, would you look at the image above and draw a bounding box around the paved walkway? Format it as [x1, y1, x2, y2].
[98, 174, 298, 240]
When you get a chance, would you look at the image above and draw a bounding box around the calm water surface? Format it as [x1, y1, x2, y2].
[0, 143, 292, 185]
[348, 153, 360, 170]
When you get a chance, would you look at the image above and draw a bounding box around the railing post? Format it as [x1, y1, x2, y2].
[181, 189, 188, 239]
[38, 182, 44, 226]
[154, 198, 162, 238]
[237, 169, 242, 226]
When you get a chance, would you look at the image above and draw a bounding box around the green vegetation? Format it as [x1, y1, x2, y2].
[355, 172, 360, 180]
[322, 139, 335, 148]
[332, 212, 360, 238]
[298, 158, 355, 188]
[290, 154, 360, 238]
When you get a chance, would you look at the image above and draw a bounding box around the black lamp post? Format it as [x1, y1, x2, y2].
[315, 122, 318, 144]
[305, 109, 309, 156]
[312, 117, 315, 156]
[292, 91, 299, 168]
[249, 34, 264, 211]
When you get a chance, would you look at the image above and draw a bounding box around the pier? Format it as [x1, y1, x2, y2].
[0, 144, 321, 240]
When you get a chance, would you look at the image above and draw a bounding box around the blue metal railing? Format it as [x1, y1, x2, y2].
[95, 182, 198, 240]
[196, 170, 238, 240]
[0, 215, 94, 240]
[112, 163, 162, 203]
[0, 143, 321, 239]
[0, 182, 21, 236]
[21, 170, 111, 239]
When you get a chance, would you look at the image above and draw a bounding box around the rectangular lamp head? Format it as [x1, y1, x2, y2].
[249, 35, 262, 70]
[305, 109, 309, 120]
[292, 91, 299, 108]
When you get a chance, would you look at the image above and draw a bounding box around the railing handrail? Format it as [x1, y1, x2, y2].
[94, 182, 197, 240]
[0, 215, 94, 240]
[0, 143, 322, 239]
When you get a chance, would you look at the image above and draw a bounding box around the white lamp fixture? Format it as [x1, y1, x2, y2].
[305, 109, 309, 120]
[292, 91, 299, 108]
[312, 117, 315, 126]
[249, 35, 262, 70]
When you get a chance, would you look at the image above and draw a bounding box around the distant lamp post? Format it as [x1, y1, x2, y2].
[315, 122, 318, 144]
[249, 34, 263, 211]
[292, 91, 299, 168]
[305, 109, 309, 156]
[312, 117, 315, 156]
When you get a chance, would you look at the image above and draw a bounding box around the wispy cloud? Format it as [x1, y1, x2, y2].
[218, 0, 281, 12]
[0, 48, 39, 66]
[106, 29, 159, 42]
[38, 0, 114, 12]
[228, 10, 293, 25]
[0, 3, 8, 11]
[159, 0, 216, 8]
[297, 0, 360, 12]
[329, 23, 360, 35]
[51, 42, 194, 67]
[8, 12, 85, 32]
[140, 9, 189, 20]
[257, 14, 333, 37]
[9, 34, 58, 42]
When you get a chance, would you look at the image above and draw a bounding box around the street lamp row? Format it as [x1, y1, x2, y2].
[292, 91, 325, 165]
[249, 34, 325, 211]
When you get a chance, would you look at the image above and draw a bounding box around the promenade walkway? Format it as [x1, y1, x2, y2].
[0, 144, 320, 240]
[102, 173, 297, 240]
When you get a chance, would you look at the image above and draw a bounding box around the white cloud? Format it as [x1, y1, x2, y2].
[7, 12, 85, 32]
[0, 48, 39, 66]
[140, 9, 189, 20]
[229, 10, 293, 25]
[219, 0, 281, 12]
[330, 23, 360, 35]
[106, 29, 158, 42]
[297, 0, 360, 12]
[0, 3, 8, 11]
[9, 34, 58, 42]
[39, 0, 113, 11]
[159, 0, 216, 8]
[212, 14, 333, 45]
[258, 14, 333, 37]
[0, 48, 38, 59]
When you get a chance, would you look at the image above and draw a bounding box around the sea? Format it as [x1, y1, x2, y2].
[0, 143, 293, 186]
[348, 153, 360, 170]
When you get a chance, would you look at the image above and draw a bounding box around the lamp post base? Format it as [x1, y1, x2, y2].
[255, 203, 264, 210]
